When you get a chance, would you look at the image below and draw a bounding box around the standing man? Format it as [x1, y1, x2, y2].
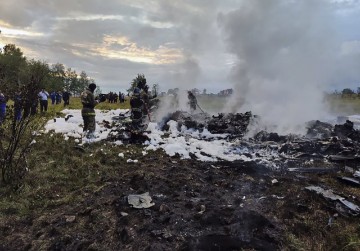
[62, 90, 70, 107]
[38, 88, 49, 113]
[187, 91, 197, 112]
[50, 91, 56, 105]
[0, 91, 6, 125]
[130, 87, 144, 130]
[81, 83, 99, 139]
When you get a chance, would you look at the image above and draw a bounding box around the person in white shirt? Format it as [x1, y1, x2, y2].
[38, 89, 49, 113]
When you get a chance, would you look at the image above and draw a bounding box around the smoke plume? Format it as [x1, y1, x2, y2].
[219, 0, 340, 134]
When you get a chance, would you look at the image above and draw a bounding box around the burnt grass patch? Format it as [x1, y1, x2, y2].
[1, 131, 360, 250]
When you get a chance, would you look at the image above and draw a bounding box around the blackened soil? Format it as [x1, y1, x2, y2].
[1, 150, 360, 251]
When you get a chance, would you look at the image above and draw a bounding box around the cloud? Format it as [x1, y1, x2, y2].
[1, 0, 360, 96]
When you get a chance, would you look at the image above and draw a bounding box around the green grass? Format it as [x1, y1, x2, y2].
[326, 96, 360, 115]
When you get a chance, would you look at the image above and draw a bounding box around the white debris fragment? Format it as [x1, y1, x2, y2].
[127, 159, 138, 163]
[118, 153, 124, 158]
[271, 179, 279, 185]
[128, 192, 155, 209]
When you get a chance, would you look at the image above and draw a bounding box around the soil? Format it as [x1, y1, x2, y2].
[1, 147, 360, 251]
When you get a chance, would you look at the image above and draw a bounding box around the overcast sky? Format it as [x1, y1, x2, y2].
[1, 0, 360, 94]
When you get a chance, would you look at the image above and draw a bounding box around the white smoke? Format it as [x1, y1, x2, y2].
[219, 0, 342, 134]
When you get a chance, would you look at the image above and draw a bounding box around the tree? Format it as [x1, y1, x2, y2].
[203, 89, 207, 95]
[0, 60, 47, 185]
[49, 63, 66, 91]
[342, 88, 354, 95]
[65, 68, 78, 95]
[128, 74, 147, 93]
[0, 44, 27, 95]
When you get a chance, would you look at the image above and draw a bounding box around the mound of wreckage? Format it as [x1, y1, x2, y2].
[108, 110, 360, 216]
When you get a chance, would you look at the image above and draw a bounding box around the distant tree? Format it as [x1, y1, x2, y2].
[342, 88, 354, 95]
[49, 63, 66, 91]
[357, 87, 360, 94]
[128, 74, 147, 93]
[203, 88, 207, 95]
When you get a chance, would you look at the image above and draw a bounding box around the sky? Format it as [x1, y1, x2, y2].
[1, 0, 360, 94]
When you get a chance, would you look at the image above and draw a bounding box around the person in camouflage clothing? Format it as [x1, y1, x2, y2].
[130, 87, 144, 130]
[81, 83, 99, 138]
[141, 85, 150, 119]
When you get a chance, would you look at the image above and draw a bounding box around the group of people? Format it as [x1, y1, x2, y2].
[105, 92, 126, 103]
[38, 89, 71, 113]
[0, 88, 72, 125]
[80, 83, 156, 139]
[49, 91, 70, 106]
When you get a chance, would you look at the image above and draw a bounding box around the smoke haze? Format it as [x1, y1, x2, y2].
[219, 0, 343, 134]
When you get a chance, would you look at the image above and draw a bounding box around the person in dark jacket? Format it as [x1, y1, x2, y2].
[81, 83, 99, 138]
[50, 91, 56, 105]
[0, 91, 6, 125]
[188, 91, 197, 112]
[63, 91, 70, 107]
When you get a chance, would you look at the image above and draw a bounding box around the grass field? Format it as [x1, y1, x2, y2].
[1, 95, 360, 250]
[326, 96, 360, 115]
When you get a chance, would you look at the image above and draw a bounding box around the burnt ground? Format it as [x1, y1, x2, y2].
[1, 112, 360, 251]
[1, 145, 360, 251]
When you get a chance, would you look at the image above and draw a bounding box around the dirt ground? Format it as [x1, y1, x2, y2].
[1, 144, 360, 251]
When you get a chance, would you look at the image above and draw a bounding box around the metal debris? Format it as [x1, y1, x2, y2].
[128, 192, 155, 209]
[305, 186, 360, 214]
[336, 176, 360, 187]
[288, 167, 340, 173]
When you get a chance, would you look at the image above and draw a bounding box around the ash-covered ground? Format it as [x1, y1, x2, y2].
[1, 109, 360, 250]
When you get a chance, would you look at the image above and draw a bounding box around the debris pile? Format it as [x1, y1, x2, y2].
[207, 112, 253, 138]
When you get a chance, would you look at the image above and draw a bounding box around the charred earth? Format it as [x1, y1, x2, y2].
[1, 111, 360, 250]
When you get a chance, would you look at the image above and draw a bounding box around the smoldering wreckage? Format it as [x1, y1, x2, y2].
[3, 105, 360, 250]
[100, 106, 360, 249]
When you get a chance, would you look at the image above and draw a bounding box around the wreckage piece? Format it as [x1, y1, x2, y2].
[288, 167, 340, 173]
[305, 186, 360, 215]
[160, 111, 209, 131]
[128, 192, 155, 209]
[334, 120, 360, 142]
[207, 112, 253, 137]
[306, 120, 333, 139]
[336, 177, 360, 187]
[254, 131, 287, 143]
[328, 155, 360, 161]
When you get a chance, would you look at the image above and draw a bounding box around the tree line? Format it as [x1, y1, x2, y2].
[0, 44, 95, 99]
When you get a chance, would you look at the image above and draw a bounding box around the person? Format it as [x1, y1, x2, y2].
[81, 83, 99, 139]
[0, 91, 6, 125]
[38, 88, 49, 113]
[62, 90, 70, 107]
[188, 91, 197, 112]
[141, 85, 150, 118]
[130, 87, 144, 130]
[55, 91, 62, 104]
[13, 91, 22, 121]
[50, 91, 56, 105]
